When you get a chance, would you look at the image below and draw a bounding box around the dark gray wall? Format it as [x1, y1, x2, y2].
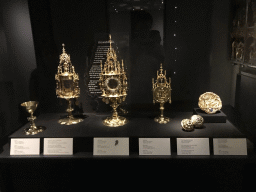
[165, 0, 213, 102]
[236, 72, 256, 142]
[0, 0, 37, 138]
[27, 0, 109, 113]
[209, 0, 233, 105]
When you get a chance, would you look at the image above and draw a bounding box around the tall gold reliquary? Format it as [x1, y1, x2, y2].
[152, 64, 171, 124]
[55, 44, 83, 125]
[99, 35, 128, 127]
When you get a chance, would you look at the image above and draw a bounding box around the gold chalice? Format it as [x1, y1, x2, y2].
[21, 101, 46, 135]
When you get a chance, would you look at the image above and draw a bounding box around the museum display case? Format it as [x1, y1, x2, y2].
[1, 0, 256, 191]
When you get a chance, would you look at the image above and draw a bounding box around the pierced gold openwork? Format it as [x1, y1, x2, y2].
[99, 35, 128, 127]
[21, 101, 46, 135]
[198, 92, 222, 114]
[55, 44, 83, 125]
[152, 64, 171, 124]
[181, 119, 194, 132]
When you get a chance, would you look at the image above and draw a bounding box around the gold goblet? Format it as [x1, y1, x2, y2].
[21, 101, 46, 135]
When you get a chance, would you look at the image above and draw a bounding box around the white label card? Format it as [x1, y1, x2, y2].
[93, 137, 129, 155]
[43, 138, 73, 155]
[213, 138, 247, 155]
[139, 138, 171, 155]
[10, 138, 40, 155]
[177, 138, 210, 155]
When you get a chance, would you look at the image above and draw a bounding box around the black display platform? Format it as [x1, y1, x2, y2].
[6, 111, 253, 155]
[1, 111, 256, 192]
[193, 108, 227, 123]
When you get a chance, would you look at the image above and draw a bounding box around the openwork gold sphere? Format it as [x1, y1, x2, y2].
[191, 115, 204, 128]
[181, 119, 194, 131]
[198, 92, 222, 114]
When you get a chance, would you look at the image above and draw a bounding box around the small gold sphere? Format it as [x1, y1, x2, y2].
[181, 119, 194, 131]
[191, 115, 204, 128]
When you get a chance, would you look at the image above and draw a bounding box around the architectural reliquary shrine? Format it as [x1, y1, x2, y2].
[99, 35, 128, 127]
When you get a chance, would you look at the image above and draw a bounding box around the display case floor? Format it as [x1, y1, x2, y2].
[6, 111, 254, 155]
[1, 111, 256, 192]
[9, 111, 246, 138]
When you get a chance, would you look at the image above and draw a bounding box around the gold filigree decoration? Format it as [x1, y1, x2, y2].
[181, 119, 194, 131]
[99, 35, 128, 127]
[55, 44, 83, 125]
[190, 115, 204, 128]
[152, 63, 171, 124]
[198, 92, 222, 114]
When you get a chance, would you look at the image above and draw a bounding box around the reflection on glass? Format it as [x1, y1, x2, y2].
[107, 0, 164, 108]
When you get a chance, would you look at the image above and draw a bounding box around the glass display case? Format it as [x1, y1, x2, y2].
[0, 0, 256, 191]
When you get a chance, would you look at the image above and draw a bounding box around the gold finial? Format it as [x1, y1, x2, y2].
[159, 63, 163, 74]
[109, 34, 112, 49]
[100, 60, 103, 73]
[62, 43, 66, 53]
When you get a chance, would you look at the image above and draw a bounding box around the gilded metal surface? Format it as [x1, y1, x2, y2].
[55, 44, 83, 125]
[55, 44, 80, 99]
[21, 101, 46, 135]
[152, 64, 171, 124]
[99, 35, 128, 127]
[198, 92, 222, 114]
[181, 119, 194, 132]
[190, 115, 204, 128]
[231, 41, 244, 62]
[58, 99, 83, 125]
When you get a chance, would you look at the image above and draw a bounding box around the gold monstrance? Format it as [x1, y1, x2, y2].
[55, 44, 83, 125]
[152, 64, 171, 124]
[99, 35, 128, 127]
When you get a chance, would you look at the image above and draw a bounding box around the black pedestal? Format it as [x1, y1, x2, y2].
[193, 108, 227, 123]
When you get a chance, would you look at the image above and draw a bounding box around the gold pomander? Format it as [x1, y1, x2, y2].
[152, 63, 171, 124]
[181, 119, 194, 131]
[99, 34, 128, 127]
[190, 115, 204, 128]
[198, 92, 222, 114]
[55, 44, 83, 125]
[181, 115, 204, 132]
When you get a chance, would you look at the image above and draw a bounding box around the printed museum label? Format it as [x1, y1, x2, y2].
[139, 138, 171, 155]
[177, 138, 210, 155]
[10, 138, 40, 155]
[43, 138, 73, 155]
[93, 137, 129, 155]
[213, 138, 247, 155]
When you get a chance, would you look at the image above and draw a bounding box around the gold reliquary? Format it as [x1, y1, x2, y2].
[99, 35, 128, 127]
[152, 64, 171, 124]
[55, 44, 83, 125]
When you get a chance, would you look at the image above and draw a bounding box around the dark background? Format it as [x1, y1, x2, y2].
[0, 0, 239, 140]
